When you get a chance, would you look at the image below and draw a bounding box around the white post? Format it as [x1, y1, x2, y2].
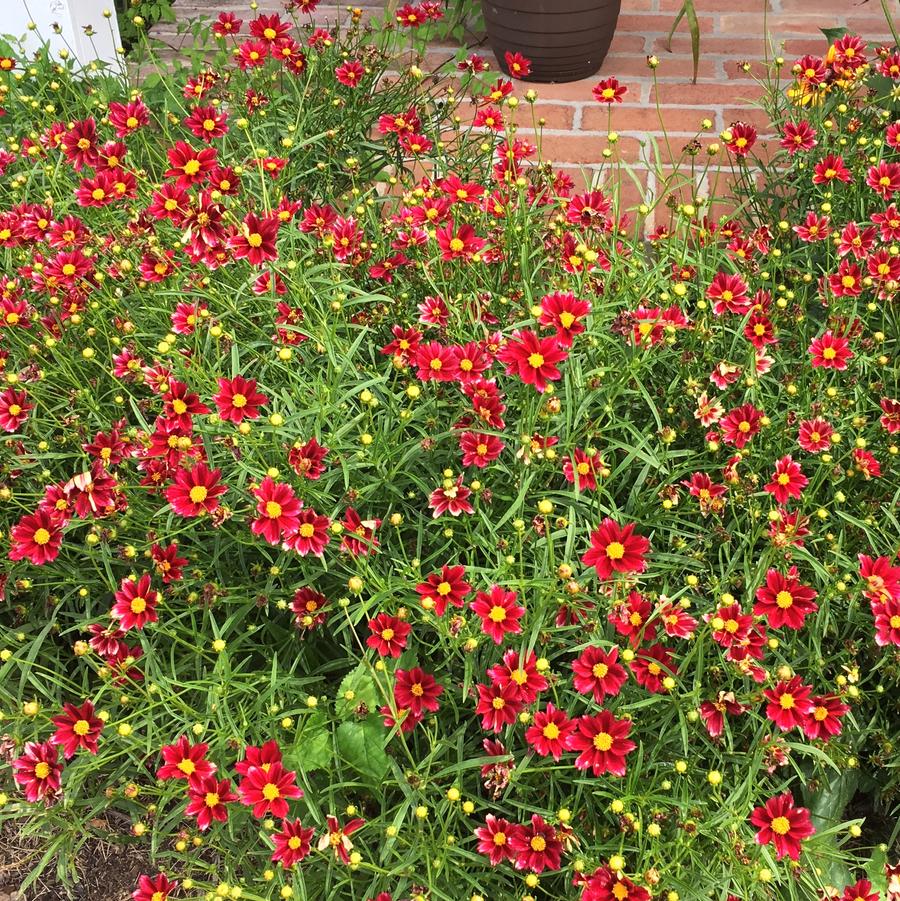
[4, 0, 124, 69]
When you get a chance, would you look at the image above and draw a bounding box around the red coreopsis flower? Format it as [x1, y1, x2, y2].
[474, 814, 518, 865]
[867, 160, 900, 200]
[288, 437, 329, 479]
[809, 330, 853, 369]
[571, 710, 636, 777]
[754, 567, 819, 630]
[132, 873, 178, 901]
[166, 462, 227, 517]
[164, 140, 217, 189]
[764, 675, 814, 731]
[708, 602, 753, 648]
[429, 475, 475, 517]
[335, 60, 365, 87]
[282, 507, 331, 557]
[699, 691, 745, 739]
[163, 380, 210, 429]
[487, 649, 548, 704]
[859, 554, 900, 604]
[471, 584, 525, 644]
[509, 814, 563, 873]
[631, 644, 676, 693]
[184, 105, 229, 142]
[579, 866, 651, 901]
[435, 221, 486, 261]
[719, 403, 763, 449]
[802, 694, 848, 741]
[779, 119, 817, 154]
[839, 879, 880, 901]
[813, 153, 852, 185]
[749, 791, 815, 860]
[252, 477, 302, 544]
[157, 736, 217, 781]
[112, 573, 159, 631]
[12, 741, 62, 802]
[828, 259, 863, 297]
[60, 118, 99, 170]
[230, 213, 280, 265]
[415, 341, 457, 382]
[214, 376, 268, 423]
[415, 564, 471, 615]
[459, 431, 504, 468]
[682, 472, 727, 516]
[475, 679, 522, 732]
[539, 291, 591, 346]
[563, 448, 604, 491]
[318, 815, 365, 864]
[235, 739, 282, 776]
[571, 645, 628, 703]
[764, 455, 808, 504]
[797, 417, 833, 453]
[706, 271, 751, 315]
[290, 587, 328, 632]
[0, 387, 32, 432]
[525, 702, 575, 760]
[151, 542, 187, 584]
[185, 775, 239, 831]
[366, 612, 411, 657]
[51, 700, 103, 758]
[497, 329, 567, 393]
[212, 11, 242, 35]
[239, 761, 303, 818]
[394, 667, 443, 717]
[592, 76, 626, 103]
[503, 51, 531, 77]
[794, 211, 830, 242]
[872, 597, 900, 647]
[725, 121, 757, 156]
[109, 99, 150, 137]
[271, 819, 315, 869]
[581, 518, 650, 580]
[340, 508, 380, 556]
[855, 447, 884, 479]
[8, 508, 62, 565]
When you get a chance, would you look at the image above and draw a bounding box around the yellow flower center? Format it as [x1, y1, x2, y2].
[231, 393, 247, 408]
[265, 501, 283, 519]
[381, 628, 395, 641]
[172, 399, 188, 414]
[488, 605, 507, 623]
[183, 159, 201, 175]
[189, 485, 209, 504]
[592, 732, 613, 751]
[530, 835, 546, 851]
[130, 597, 147, 614]
[262, 783, 280, 801]
[34, 762, 51, 779]
[73, 719, 90, 736]
[177, 759, 196, 775]
[299, 523, 315, 538]
[449, 238, 465, 253]
[527, 352, 545, 368]
[822, 347, 837, 359]
[33, 528, 51, 545]
[411, 683, 424, 697]
[205, 792, 220, 807]
[605, 541, 625, 560]
[592, 663, 608, 678]
[288, 836, 302, 850]
[775, 591, 794, 609]
[779, 693, 795, 709]
[542, 722, 560, 740]
[770, 816, 791, 835]
[559, 311, 576, 328]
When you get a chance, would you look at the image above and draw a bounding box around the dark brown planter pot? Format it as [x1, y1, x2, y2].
[481, 0, 621, 83]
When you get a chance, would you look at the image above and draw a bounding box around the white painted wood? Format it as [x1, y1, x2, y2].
[4, 0, 124, 69]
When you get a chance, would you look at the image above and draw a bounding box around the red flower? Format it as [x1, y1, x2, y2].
[839, 879, 880, 901]
[109, 99, 150, 137]
[749, 791, 815, 860]
[525, 702, 575, 760]
[163, 380, 210, 429]
[157, 736, 217, 781]
[570, 710, 636, 776]
[288, 437, 329, 479]
[415, 341, 457, 382]
[112, 573, 159, 631]
[754, 567, 818, 630]
[335, 60, 365, 87]
[581, 518, 650, 580]
[508, 814, 563, 873]
[579, 866, 650, 901]
[429, 475, 474, 517]
[503, 51, 531, 78]
[780, 119, 817, 154]
[797, 417, 833, 453]
[802, 694, 848, 741]
[12, 740, 62, 802]
[563, 448, 605, 491]
[282, 507, 331, 557]
[214, 376, 268, 424]
[235, 739, 282, 776]
[184, 105, 228, 142]
[60, 118, 99, 170]
[394, 667, 443, 717]
[212, 11, 242, 35]
[435, 221, 486, 261]
[470, 585, 524, 644]
[164, 140, 217, 189]
[415, 564, 471, 615]
[592, 77, 627, 104]
[867, 160, 900, 200]
[185, 774, 239, 831]
[571, 646, 627, 702]
[699, 691, 745, 739]
[539, 290, 591, 346]
[706, 271, 751, 315]
[719, 403, 763, 448]
[475, 679, 522, 732]
[252, 477, 302, 544]
[497, 329, 567, 393]
[8, 508, 62, 565]
[631, 643, 676, 693]
[166, 462, 227, 517]
[474, 814, 518, 865]
[813, 153, 852, 185]
[239, 761, 303, 818]
[487, 649, 548, 704]
[51, 700, 103, 758]
[366, 612, 411, 657]
[764, 455, 808, 504]
[271, 819, 315, 868]
[872, 597, 900, 647]
[290, 587, 328, 631]
[708, 602, 753, 648]
[0, 386, 32, 432]
[318, 815, 365, 863]
[859, 554, 900, 604]
[459, 431, 504, 468]
[132, 873, 177, 901]
[809, 330, 853, 369]
[340, 508, 380, 556]
[828, 259, 863, 297]
[230, 213, 280, 265]
[725, 121, 757, 156]
[763, 675, 814, 731]
[682, 472, 727, 516]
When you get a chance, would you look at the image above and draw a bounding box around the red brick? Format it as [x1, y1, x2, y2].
[536, 133, 609, 164]
[519, 103, 577, 130]
[716, 14, 841, 36]
[843, 14, 897, 36]
[606, 32, 654, 54]
[650, 80, 761, 106]
[580, 103, 711, 134]
[779, 0, 854, 11]
[650, 33, 770, 57]
[721, 105, 772, 133]
[616, 12, 716, 33]
[526, 76, 616, 102]
[603, 52, 718, 80]
[658, 0, 768, 9]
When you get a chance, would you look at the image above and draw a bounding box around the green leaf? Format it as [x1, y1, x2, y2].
[336, 719, 389, 783]
[820, 26, 848, 43]
[283, 712, 333, 773]
[335, 661, 380, 718]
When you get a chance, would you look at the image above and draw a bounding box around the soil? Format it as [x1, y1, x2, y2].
[0, 819, 151, 901]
